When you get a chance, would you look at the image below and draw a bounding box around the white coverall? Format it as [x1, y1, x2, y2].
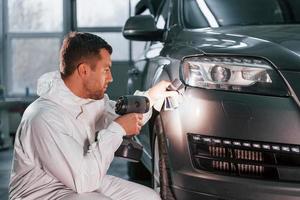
[9, 71, 161, 200]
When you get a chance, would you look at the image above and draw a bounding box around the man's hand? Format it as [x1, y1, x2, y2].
[114, 113, 143, 136]
[148, 80, 178, 101]
[147, 80, 179, 111]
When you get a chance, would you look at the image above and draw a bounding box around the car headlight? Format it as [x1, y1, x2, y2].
[181, 56, 289, 96]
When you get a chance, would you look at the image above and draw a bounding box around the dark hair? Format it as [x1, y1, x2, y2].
[59, 32, 112, 77]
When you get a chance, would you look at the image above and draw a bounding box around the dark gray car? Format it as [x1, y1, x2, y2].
[123, 0, 300, 199]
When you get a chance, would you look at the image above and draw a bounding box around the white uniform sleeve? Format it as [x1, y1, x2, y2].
[30, 113, 125, 194]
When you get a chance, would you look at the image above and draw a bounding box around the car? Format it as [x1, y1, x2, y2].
[123, 0, 300, 199]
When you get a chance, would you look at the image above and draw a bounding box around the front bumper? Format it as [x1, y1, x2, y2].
[172, 171, 300, 200]
[160, 87, 300, 200]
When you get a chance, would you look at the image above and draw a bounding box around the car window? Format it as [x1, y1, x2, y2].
[184, 0, 300, 28]
[184, 0, 209, 28]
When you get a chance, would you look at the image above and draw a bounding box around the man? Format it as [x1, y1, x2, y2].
[9, 32, 174, 200]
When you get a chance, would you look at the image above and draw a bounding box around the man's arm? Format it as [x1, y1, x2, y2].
[98, 81, 177, 137]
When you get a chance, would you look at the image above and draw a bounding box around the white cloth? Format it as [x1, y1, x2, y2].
[9, 71, 160, 200]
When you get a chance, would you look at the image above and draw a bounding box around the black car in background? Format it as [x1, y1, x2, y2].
[123, 0, 300, 199]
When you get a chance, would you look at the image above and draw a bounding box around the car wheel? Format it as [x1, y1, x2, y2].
[153, 116, 176, 200]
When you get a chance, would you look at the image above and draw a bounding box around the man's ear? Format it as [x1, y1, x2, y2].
[77, 63, 91, 78]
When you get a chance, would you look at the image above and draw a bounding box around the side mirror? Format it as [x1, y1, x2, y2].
[123, 15, 164, 41]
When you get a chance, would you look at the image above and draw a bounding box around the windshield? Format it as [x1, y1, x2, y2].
[183, 0, 300, 28]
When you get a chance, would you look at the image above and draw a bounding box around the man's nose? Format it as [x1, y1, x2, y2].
[107, 71, 113, 83]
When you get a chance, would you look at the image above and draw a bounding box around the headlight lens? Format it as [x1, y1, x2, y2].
[181, 56, 288, 96]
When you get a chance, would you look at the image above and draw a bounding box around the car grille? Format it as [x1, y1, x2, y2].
[188, 134, 300, 182]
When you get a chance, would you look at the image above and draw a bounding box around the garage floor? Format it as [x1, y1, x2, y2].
[0, 148, 150, 200]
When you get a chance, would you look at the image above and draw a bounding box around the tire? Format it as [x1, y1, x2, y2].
[152, 116, 176, 200]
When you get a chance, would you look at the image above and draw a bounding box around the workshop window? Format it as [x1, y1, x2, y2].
[8, 0, 63, 32]
[94, 33, 129, 61]
[8, 38, 60, 95]
[76, 0, 130, 62]
[5, 0, 63, 96]
[76, 0, 129, 27]
[1, 0, 145, 97]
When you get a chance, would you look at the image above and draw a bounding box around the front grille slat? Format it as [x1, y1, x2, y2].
[188, 134, 300, 182]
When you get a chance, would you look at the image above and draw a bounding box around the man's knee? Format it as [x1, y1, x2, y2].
[101, 175, 161, 200]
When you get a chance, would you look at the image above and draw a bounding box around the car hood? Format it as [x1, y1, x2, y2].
[171, 25, 300, 71]
[215, 25, 300, 55]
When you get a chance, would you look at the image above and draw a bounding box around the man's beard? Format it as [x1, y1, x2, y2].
[83, 83, 105, 100]
[87, 90, 104, 100]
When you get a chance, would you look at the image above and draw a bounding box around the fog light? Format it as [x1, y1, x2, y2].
[291, 147, 300, 153]
[243, 142, 251, 147]
[272, 146, 280, 151]
[213, 139, 221, 144]
[233, 141, 241, 146]
[223, 140, 231, 145]
[262, 144, 271, 150]
[282, 146, 290, 152]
